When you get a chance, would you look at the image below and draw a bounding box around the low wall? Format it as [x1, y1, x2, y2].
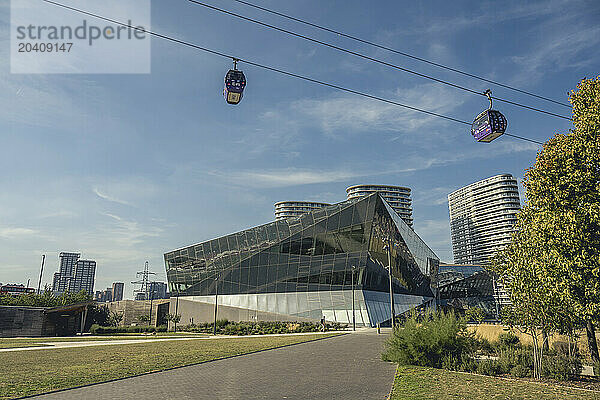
[0, 306, 55, 337]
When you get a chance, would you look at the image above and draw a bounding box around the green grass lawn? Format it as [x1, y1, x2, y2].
[0, 333, 341, 399]
[0, 334, 206, 349]
[391, 365, 600, 400]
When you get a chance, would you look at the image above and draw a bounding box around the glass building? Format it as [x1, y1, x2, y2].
[164, 193, 439, 327]
[437, 263, 498, 319]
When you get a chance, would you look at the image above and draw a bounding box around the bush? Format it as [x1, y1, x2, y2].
[511, 364, 531, 378]
[498, 332, 520, 348]
[89, 324, 167, 334]
[477, 359, 504, 376]
[542, 355, 582, 381]
[441, 354, 477, 372]
[498, 347, 532, 375]
[476, 337, 495, 354]
[175, 320, 346, 335]
[381, 311, 476, 368]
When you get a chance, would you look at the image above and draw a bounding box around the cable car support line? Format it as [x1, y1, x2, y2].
[41, 0, 544, 145]
[226, 0, 571, 109]
[187, 0, 572, 121]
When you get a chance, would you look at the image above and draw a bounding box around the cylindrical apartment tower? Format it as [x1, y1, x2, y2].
[274, 201, 331, 220]
[447, 174, 520, 264]
[346, 185, 413, 227]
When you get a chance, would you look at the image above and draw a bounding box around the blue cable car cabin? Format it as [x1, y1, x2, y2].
[223, 69, 246, 105]
[471, 109, 507, 143]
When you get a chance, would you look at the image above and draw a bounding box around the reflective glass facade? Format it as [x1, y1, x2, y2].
[438, 263, 497, 318]
[164, 193, 439, 326]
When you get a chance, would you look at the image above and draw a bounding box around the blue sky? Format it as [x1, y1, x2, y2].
[1, 0, 598, 299]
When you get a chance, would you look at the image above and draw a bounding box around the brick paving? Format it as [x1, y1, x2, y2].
[30, 330, 395, 400]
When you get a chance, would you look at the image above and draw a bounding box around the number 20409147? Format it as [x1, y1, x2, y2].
[18, 42, 73, 52]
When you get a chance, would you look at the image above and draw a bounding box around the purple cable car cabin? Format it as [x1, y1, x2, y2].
[471, 109, 507, 143]
[224, 69, 246, 105]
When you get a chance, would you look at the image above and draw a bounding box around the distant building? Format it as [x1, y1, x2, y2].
[149, 282, 168, 300]
[52, 252, 97, 295]
[274, 201, 330, 220]
[133, 282, 168, 300]
[447, 174, 520, 264]
[346, 185, 413, 227]
[95, 287, 113, 302]
[52, 273, 60, 292]
[53, 252, 79, 294]
[112, 282, 124, 302]
[0, 284, 35, 296]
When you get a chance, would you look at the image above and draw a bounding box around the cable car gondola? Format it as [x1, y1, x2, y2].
[223, 59, 246, 105]
[471, 89, 507, 143]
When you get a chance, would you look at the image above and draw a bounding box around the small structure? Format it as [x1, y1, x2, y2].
[0, 302, 93, 337]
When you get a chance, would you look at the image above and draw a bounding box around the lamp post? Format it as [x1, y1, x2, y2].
[213, 275, 218, 336]
[149, 284, 154, 327]
[351, 265, 357, 331]
[385, 240, 395, 330]
[174, 284, 180, 333]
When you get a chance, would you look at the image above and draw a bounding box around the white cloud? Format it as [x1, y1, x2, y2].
[288, 83, 465, 137]
[511, 24, 600, 85]
[93, 187, 133, 206]
[0, 227, 39, 238]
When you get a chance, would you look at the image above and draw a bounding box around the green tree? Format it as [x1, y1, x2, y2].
[492, 76, 600, 367]
[138, 314, 150, 324]
[490, 215, 566, 379]
[465, 307, 486, 324]
[107, 311, 124, 327]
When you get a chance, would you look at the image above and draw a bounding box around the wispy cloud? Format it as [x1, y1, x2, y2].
[0, 227, 39, 238]
[287, 83, 465, 137]
[93, 187, 133, 206]
[510, 24, 600, 85]
[220, 168, 365, 188]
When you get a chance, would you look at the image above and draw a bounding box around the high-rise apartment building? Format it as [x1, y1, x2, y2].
[52, 252, 97, 295]
[274, 201, 330, 220]
[448, 174, 521, 264]
[112, 282, 124, 302]
[70, 259, 96, 294]
[346, 185, 413, 227]
[54, 252, 79, 293]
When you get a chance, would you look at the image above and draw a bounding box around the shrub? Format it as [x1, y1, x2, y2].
[476, 337, 494, 354]
[542, 355, 582, 381]
[477, 359, 503, 376]
[498, 347, 532, 374]
[89, 324, 166, 334]
[498, 332, 520, 348]
[441, 354, 477, 372]
[381, 311, 476, 368]
[174, 320, 345, 335]
[511, 364, 531, 378]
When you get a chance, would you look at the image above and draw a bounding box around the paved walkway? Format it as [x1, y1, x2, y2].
[30, 330, 395, 400]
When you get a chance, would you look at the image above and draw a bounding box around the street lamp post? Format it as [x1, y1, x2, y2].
[386, 240, 395, 330]
[174, 284, 180, 333]
[213, 276, 218, 336]
[351, 265, 357, 331]
[149, 287, 154, 327]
